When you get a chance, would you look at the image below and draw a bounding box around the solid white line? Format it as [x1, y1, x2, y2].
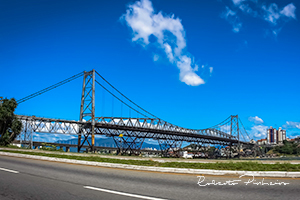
[0, 167, 19, 174]
[83, 186, 167, 200]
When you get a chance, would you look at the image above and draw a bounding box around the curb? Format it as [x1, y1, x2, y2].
[2, 148, 300, 164]
[1, 152, 300, 178]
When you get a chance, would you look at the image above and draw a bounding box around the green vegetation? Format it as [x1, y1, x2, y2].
[273, 140, 300, 155]
[40, 143, 63, 151]
[2, 144, 25, 149]
[0, 98, 22, 146]
[1, 149, 300, 171]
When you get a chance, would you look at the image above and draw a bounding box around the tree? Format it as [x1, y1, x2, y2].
[274, 140, 299, 155]
[0, 98, 22, 146]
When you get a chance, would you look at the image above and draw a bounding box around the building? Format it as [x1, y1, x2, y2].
[250, 139, 256, 144]
[257, 139, 267, 145]
[277, 127, 286, 143]
[267, 126, 277, 144]
[267, 126, 287, 145]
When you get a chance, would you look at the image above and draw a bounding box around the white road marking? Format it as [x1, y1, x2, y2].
[0, 167, 19, 174]
[84, 186, 167, 200]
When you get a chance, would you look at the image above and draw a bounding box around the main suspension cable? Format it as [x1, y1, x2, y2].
[95, 71, 158, 119]
[239, 118, 251, 141]
[96, 71, 237, 133]
[95, 80, 148, 118]
[208, 116, 232, 129]
[17, 71, 84, 104]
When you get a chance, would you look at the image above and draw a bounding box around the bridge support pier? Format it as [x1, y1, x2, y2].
[18, 118, 33, 149]
[227, 142, 232, 159]
[113, 134, 145, 155]
[158, 140, 182, 157]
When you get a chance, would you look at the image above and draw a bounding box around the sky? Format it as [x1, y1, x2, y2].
[1, 0, 300, 141]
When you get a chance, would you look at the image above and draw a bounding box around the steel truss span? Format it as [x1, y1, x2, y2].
[17, 70, 251, 155]
[17, 114, 249, 154]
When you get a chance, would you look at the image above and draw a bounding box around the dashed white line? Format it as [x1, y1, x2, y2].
[0, 167, 19, 174]
[83, 186, 167, 200]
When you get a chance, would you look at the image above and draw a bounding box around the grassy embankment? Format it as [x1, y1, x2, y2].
[1, 149, 300, 171]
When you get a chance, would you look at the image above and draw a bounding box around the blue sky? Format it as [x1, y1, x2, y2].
[1, 0, 299, 141]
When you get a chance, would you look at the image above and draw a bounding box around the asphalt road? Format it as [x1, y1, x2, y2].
[0, 155, 299, 200]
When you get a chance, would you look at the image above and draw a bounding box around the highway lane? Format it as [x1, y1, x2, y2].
[0, 155, 299, 200]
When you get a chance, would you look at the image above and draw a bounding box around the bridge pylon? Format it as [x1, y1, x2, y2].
[230, 115, 239, 140]
[78, 70, 96, 152]
[230, 115, 241, 157]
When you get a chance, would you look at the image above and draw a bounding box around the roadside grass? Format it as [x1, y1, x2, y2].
[2, 145, 27, 149]
[1, 149, 300, 171]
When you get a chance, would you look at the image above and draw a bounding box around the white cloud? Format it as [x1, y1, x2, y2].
[209, 67, 213, 76]
[222, 6, 242, 33]
[238, 3, 257, 16]
[262, 3, 281, 24]
[164, 43, 175, 62]
[283, 121, 300, 129]
[232, 0, 245, 6]
[153, 54, 159, 61]
[221, 124, 231, 134]
[121, 0, 205, 86]
[289, 134, 300, 139]
[248, 116, 264, 124]
[145, 138, 159, 145]
[222, 1, 297, 36]
[233, 22, 242, 33]
[20, 120, 80, 135]
[247, 116, 267, 138]
[261, 2, 296, 25]
[194, 64, 199, 71]
[225, 6, 237, 17]
[272, 28, 281, 36]
[32, 132, 77, 143]
[250, 125, 268, 138]
[280, 3, 296, 19]
[177, 56, 205, 86]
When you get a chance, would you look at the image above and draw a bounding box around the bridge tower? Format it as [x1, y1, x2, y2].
[78, 70, 96, 152]
[230, 115, 240, 157]
[230, 115, 240, 142]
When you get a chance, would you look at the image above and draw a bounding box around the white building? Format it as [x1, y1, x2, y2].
[277, 127, 286, 143]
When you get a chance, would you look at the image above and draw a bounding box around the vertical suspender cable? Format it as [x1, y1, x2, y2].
[121, 102, 123, 117]
[112, 96, 114, 117]
[102, 88, 105, 117]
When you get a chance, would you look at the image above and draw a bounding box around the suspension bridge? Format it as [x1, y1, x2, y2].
[16, 70, 251, 155]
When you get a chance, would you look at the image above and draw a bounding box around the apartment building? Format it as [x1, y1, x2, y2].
[267, 126, 287, 144]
